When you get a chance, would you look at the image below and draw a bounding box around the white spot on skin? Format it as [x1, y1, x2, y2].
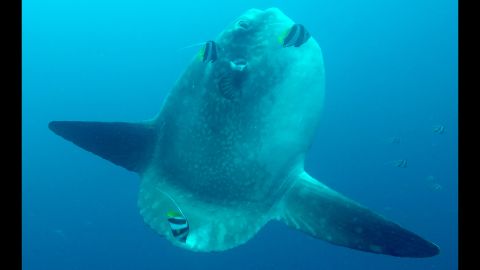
[152, 201, 160, 209]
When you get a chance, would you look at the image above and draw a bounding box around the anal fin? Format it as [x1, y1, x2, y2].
[279, 172, 439, 257]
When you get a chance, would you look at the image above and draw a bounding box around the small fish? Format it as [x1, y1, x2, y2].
[159, 189, 190, 243]
[392, 159, 408, 168]
[198, 40, 218, 63]
[279, 23, 311, 47]
[430, 183, 443, 191]
[431, 183, 443, 191]
[53, 229, 67, 240]
[425, 175, 442, 191]
[433, 125, 445, 134]
[167, 211, 189, 243]
[386, 136, 401, 144]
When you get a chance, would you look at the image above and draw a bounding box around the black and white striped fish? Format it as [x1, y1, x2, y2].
[198, 40, 218, 63]
[167, 211, 189, 243]
[280, 23, 311, 48]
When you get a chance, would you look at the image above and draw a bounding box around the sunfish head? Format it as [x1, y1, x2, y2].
[197, 7, 325, 124]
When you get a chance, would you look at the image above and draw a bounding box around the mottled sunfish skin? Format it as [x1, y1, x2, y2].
[48, 7, 439, 257]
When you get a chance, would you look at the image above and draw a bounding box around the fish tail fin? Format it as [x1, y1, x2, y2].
[197, 47, 205, 61]
[277, 171, 439, 257]
[277, 28, 290, 45]
[175, 42, 207, 62]
[48, 121, 157, 173]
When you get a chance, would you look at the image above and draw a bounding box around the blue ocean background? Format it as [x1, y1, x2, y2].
[22, 0, 457, 269]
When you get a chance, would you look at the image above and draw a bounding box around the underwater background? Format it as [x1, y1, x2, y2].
[22, 0, 457, 269]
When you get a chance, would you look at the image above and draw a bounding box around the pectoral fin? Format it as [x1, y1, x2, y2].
[279, 172, 439, 257]
[49, 121, 157, 173]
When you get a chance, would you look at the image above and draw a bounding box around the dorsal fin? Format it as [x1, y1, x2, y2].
[48, 121, 157, 173]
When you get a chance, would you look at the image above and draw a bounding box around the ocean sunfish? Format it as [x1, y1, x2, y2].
[49, 7, 439, 257]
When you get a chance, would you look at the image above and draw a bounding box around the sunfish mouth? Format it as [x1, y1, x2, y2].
[230, 58, 248, 72]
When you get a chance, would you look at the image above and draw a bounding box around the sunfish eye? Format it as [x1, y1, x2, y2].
[236, 19, 251, 31]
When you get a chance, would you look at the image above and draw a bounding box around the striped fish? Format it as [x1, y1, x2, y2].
[198, 40, 218, 63]
[393, 159, 408, 168]
[167, 210, 189, 243]
[433, 125, 445, 134]
[280, 24, 311, 48]
[386, 136, 401, 144]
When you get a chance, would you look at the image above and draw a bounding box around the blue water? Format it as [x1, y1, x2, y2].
[22, 0, 457, 269]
